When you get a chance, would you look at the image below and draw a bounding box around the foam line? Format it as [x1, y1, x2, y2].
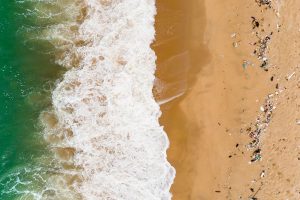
[49, 0, 175, 199]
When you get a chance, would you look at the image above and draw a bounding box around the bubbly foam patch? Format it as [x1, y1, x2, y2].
[45, 0, 175, 199]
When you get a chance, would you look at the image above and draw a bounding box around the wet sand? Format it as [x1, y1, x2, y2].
[155, 0, 300, 199]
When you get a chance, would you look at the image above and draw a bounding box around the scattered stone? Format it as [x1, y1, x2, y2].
[231, 33, 237, 38]
[260, 106, 265, 112]
[233, 42, 239, 48]
[277, 24, 281, 32]
[286, 72, 295, 80]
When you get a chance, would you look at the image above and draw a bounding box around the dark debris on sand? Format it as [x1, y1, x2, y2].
[251, 17, 260, 29]
[249, 0, 279, 71]
[255, 0, 272, 8]
[253, 32, 273, 70]
[245, 95, 275, 162]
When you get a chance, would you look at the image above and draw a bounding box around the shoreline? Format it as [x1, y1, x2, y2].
[156, 0, 300, 199]
[154, 0, 210, 197]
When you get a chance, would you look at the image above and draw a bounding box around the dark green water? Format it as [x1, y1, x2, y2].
[0, 1, 63, 198]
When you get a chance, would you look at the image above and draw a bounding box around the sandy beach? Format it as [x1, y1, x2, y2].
[155, 0, 300, 199]
[2, 0, 300, 199]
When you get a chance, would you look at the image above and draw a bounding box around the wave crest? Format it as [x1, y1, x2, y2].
[42, 0, 175, 199]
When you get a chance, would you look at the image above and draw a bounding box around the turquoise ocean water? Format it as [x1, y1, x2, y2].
[0, 1, 63, 199]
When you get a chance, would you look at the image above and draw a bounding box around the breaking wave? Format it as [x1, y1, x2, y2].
[35, 0, 175, 199]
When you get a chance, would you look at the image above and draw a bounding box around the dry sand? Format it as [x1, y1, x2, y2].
[154, 0, 300, 199]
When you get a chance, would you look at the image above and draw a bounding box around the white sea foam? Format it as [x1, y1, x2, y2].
[47, 0, 175, 199]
